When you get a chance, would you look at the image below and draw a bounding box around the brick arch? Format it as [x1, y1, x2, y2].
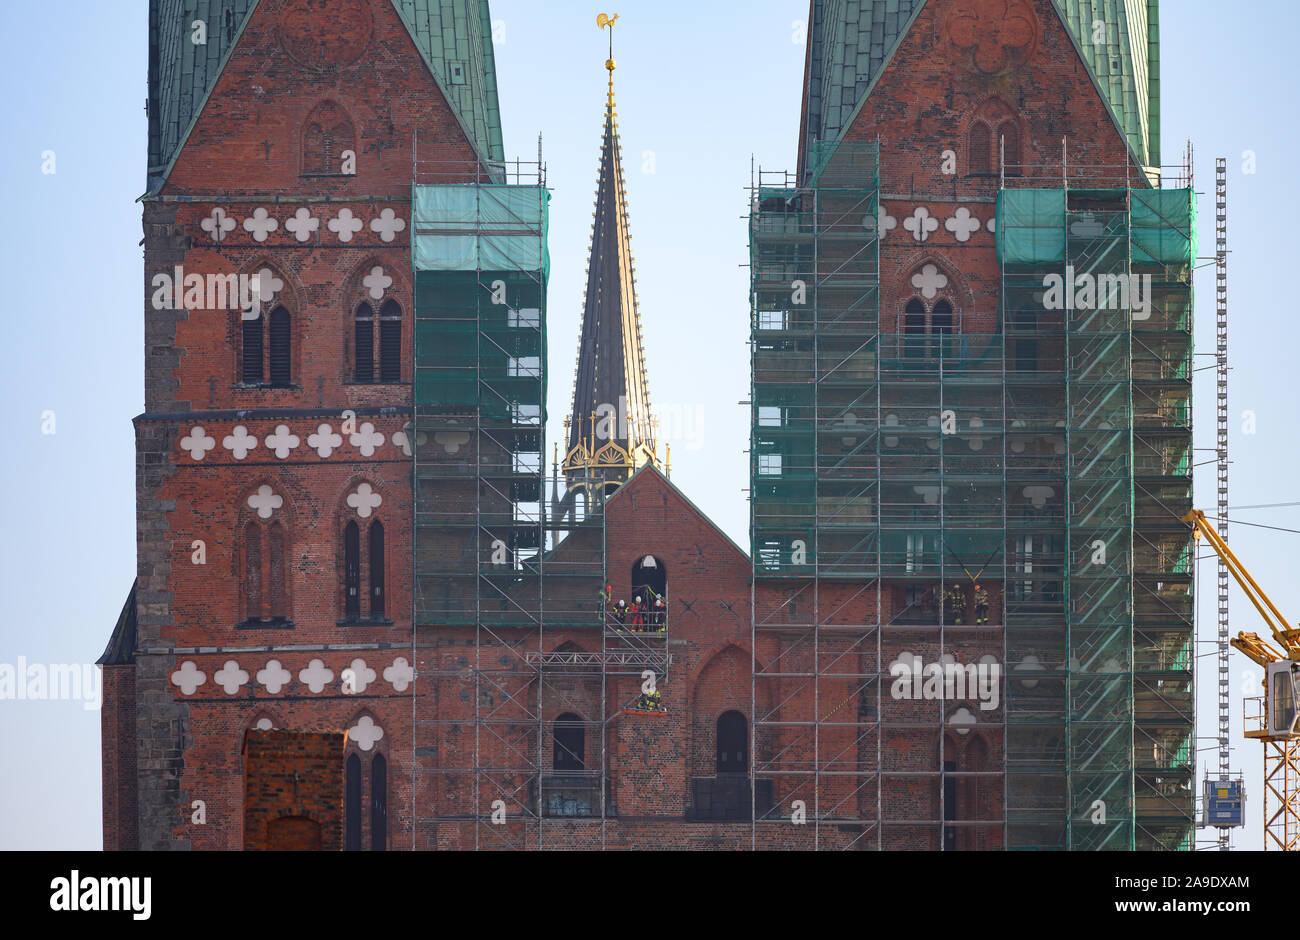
[266, 814, 323, 850]
[301, 98, 357, 176]
[689, 644, 754, 777]
[343, 706, 386, 756]
[966, 96, 1023, 175]
[235, 256, 302, 311]
[345, 254, 407, 301]
[898, 253, 974, 330]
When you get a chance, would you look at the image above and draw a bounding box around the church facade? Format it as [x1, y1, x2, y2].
[101, 0, 1195, 850]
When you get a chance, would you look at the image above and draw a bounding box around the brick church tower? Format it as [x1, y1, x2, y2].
[101, 0, 1195, 851]
[99, 0, 505, 850]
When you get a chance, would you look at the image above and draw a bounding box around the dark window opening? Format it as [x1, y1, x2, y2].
[931, 299, 953, 359]
[553, 713, 584, 771]
[354, 304, 374, 383]
[369, 521, 385, 618]
[345, 753, 361, 851]
[631, 555, 666, 604]
[904, 298, 926, 360]
[379, 300, 402, 383]
[370, 753, 387, 851]
[242, 315, 263, 384]
[943, 758, 957, 850]
[717, 710, 748, 775]
[268, 306, 291, 386]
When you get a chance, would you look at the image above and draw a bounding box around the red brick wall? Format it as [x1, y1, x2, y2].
[243, 730, 346, 850]
[99, 665, 138, 850]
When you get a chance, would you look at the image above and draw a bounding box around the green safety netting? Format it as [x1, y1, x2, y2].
[1130, 188, 1197, 266]
[412, 184, 550, 275]
[996, 189, 1067, 264]
[996, 187, 1197, 266]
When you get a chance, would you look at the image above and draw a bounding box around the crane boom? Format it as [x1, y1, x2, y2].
[1183, 509, 1298, 662]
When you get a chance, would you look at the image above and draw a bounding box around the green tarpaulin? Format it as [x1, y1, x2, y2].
[996, 187, 1196, 266]
[996, 189, 1067, 264]
[412, 184, 550, 274]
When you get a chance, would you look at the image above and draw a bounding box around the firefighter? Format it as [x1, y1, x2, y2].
[944, 584, 966, 625]
[635, 687, 662, 712]
[613, 599, 627, 630]
[974, 583, 990, 625]
[630, 595, 645, 631]
[653, 597, 666, 632]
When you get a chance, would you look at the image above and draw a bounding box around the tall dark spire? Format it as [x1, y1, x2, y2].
[562, 16, 656, 496]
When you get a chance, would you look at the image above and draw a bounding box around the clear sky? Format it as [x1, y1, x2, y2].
[0, 0, 1292, 850]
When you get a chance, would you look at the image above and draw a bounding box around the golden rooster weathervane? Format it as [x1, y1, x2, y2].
[598, 13, 619, 112]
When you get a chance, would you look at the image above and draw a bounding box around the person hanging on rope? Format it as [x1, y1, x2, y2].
[945, 583, 966, 625]
[973, 583, 990, 625]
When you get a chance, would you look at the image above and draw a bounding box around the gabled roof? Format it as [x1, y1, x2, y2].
[800, 0, 1159, 174]
[609, 463, 751, 566]
[146, 0, 505, 193]
[97, 580, 138, 667]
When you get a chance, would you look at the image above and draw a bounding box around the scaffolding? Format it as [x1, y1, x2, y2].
[999, 147, 1197, 850]
[749, 141, 886, 849]
[409, 154, 670, 850]
[748, 137, 1196, 850]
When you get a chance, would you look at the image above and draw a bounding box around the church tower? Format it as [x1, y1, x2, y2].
[558, 25, 657, 517]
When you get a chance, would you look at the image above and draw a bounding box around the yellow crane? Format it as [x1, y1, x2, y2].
[1185, 509, 1300, 850]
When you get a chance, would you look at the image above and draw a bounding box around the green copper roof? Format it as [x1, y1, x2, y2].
[147, 0, 504, 193]
[389, 0, 504, 162]
[802, 0, 925, 172]
[1053, 0, 1159, 166]
[802, 0, 1159, 172]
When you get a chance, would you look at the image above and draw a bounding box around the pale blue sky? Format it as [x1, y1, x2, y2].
[0, 0, 1291, 850]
